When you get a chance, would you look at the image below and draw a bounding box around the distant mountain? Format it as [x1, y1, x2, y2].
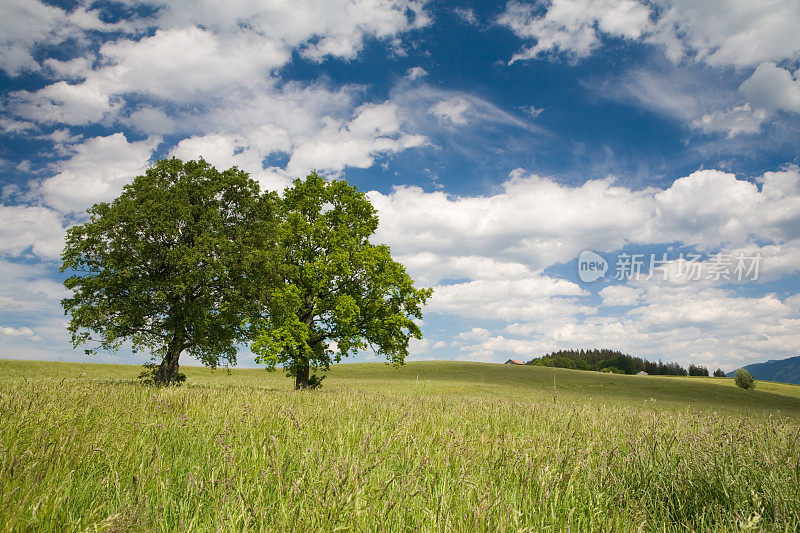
[727, 356, 800, 385]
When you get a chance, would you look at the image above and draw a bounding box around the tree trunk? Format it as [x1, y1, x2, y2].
[155, 334, 183, 385]
[295, 358, 310, 390]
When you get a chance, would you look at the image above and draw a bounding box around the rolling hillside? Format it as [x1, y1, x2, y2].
[2, 359, 800, 531]
[3, 359, 800, 418]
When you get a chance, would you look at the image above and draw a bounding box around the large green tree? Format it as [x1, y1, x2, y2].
[252, 173, 432, 389]
[61, 158, 278, 384]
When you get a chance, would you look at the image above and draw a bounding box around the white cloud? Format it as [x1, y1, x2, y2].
[26, 84, 430, 207]
[501, 0, 800, 69]
[0, 325, 38, 339]
[457, 327, 490, 340]
[740, 63, 800, 114]
[453, 8, 478, 25]
[499, 0, 652, 62]
[296, 0, 429, 62]
[501, 1, 800, 137]
[429, 276, 589, 321]
[11, 79, 121, 126]
[0, 0, 127, 76]
[599, 285, 642, 306]
[691, 104, 769, 138]
[0, 205, 65, 260]
[462, 285, 800, 369]
[368, 172, 649, 269]
[0, 259, 76, 357]
[710, 239, 800, 283]
[35, 133, 158, 213]
[8, 0, 430, 126]
[371, 167, 800, 275]
[648, 0, 800, 68]
[0, 259, 69, 313]
[605, 62, 797, 138]
[406, 66, 428, 80]
[430, 97, 472, 125]
[369, 166, 800, 336]
[285, 102, 428, 176]
[650, 168, 790, 246]
[605, 67, 726, 123]
[362, 163, 800, 367]
[0, 118, 35, 134]
[172, 133, 280, 180]
[123, 107, 176, 135]
[393, 85, 541, 136]
[399, 253, 534, 286]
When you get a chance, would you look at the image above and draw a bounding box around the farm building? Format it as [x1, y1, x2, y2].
[505, 359, 523, 365]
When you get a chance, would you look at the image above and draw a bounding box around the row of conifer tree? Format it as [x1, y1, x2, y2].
[525, 349, 725, 377]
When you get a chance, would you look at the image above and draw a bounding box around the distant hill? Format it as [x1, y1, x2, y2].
[727, 356, 800, 385]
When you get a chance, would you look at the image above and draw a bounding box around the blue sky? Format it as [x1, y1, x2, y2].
[1, 0, 800, 371]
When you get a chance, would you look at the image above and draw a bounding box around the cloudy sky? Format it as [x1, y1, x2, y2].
[1, 0, 800, 371]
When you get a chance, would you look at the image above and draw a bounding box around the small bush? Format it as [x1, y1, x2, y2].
[308, 373, 325, 389]
[137, 362, 186, 385]
[734, 369, 755, 389]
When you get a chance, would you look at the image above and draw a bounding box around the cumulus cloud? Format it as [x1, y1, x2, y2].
[429, 276, 589, 321]
[0, 259, 69, 313]
[691, 104, 769, 138]
[4, 0, 435, 206]
[461, 284, 799, 369]
[457, 327, 490, 340]
[500, 1, 800, 136]
[499, 0, 652, 62]
[374, 166, 800, 268]
[739, 63, 800, 114]
[0, 205, 66, 260]
[647, 0, 800, 68]
[0, 325, 39, 339]
[285, 102, 428, 176]
[599, 285, 643, 306]
[3, 0, 429, 78]
[34, 133, 158, 214]
[7, 0, 429, 126]
[0, 259, 75, 357]
[501, 0, 800, 69]
[365, 163, 800, 367]
[0, 0, 128, 76]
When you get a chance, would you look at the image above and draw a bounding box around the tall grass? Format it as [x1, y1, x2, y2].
[1, 377, 799, 531]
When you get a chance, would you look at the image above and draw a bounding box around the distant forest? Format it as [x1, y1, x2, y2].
[525, 349, 712, 376]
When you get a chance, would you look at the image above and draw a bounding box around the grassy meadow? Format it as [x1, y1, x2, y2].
[1, 359, 800, 531]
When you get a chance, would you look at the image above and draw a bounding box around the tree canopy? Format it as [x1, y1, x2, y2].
[61, 158, 279, 384]
[251, 173, 432, 389]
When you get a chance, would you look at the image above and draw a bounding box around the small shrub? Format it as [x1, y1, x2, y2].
[137, 363, 186, 386]
[734, 369, 755, 389]
[308, 373, 325, 389]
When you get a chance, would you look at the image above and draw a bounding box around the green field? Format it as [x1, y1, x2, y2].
[2, 359, 799, 531]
